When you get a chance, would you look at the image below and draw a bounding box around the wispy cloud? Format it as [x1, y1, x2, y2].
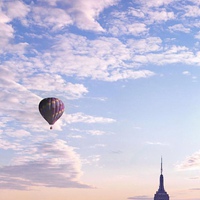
[190, 188, 200, 190]
[189, 176, 200, 180]
[83, 155, 101, 166]
[169, 24, 190, 33]
[87, 130, 107, 136]
[65, 112, 116, 124]
[128, 195, 152, 200]
[6, 129, 31, 138]
[182, 71, 191, 76]
[89, 144, 106, 148]
[175, 150, 200, 171]
[145, 141, 169, 146]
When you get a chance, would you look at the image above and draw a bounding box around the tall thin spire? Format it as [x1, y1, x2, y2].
[154, 158, 169, 200]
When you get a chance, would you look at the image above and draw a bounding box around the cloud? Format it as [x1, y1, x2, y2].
[83, 155, 101, 166]
[175, 150, 200, 171]
[89, 144, 106, 148]
[22, 74, 88, 99]
[4, 0, 30, 21]
[111, 150, 122, 154]
[189, 176, 199, 180]
[195, 31, 200, 39]
[127, 37, 162, 53]
[169, 24, 191, 33]
[111, 1, 176, 27]
[32, 6, 73, 31]
[128, 195, 152, 200]
[0, 69, 47, 131]
[147, 9, 175, 23]
[36, 34, 156, 81]
[137, 0, 174, 8]
[145, 141, 169, 146]
[0, 11, 14, 53]
[68, 135, 83, 139]
[0, 139, 92, 190]
[184, 5, 200, 17]
[6, 129, 31, 138]
[108, 20, 149, 36]
[68, 128, 108, 137]
[0, 139, 22, 151]
[62, 0, 119, 31]
[88, 130, 106, 136]
[31, 0, 119, 32]
[182, 71, 191, 76]
[0, 1, 29, 54]
[65, 112, 116, 124]
[190, 188, 200, 190]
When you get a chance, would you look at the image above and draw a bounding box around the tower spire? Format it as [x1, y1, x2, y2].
[154, 158, 169, 200]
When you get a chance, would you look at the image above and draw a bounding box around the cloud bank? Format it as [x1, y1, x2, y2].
[0, 139, 91, 190]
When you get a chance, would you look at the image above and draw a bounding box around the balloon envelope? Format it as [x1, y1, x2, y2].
[39, 97, 65, 126]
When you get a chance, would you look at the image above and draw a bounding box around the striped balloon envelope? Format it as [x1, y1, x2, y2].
[39, 97, 65, 129]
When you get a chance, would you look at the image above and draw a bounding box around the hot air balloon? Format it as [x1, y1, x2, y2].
[39, 97, 65, 129]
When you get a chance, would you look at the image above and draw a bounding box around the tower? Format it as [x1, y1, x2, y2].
[154, 158, 169, 200]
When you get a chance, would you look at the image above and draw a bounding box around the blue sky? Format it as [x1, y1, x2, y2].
[1, 0, 200, 200]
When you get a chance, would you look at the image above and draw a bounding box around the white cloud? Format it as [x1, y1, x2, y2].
[145, 141, 169, 145]
[68, 135, 83, 139]
[31, 0, 119, 32]
[176, 150, 200, 171]
[0, 2, 29, 54]
[64, 83, 89, 99]
[195, 31, 200, 39]
[182, 71, 191, 75]
[88, 130, 106, 136]
[61, 0, 119, 31]
[0, 140, 92, 190]
[0, 139, 22, 150]
[184, 5, 200, 17]
[65, 112, 116, 124]
[0, 11, 11, 23]
[127, 37, 162, 53]
[0, 66, 65, 132]
[22, 74, 88, 99]
[37, 34, 155, 81]
[169, 24, 190, 33]
[106, 69, 155, 81]
[6, 129, 31, 138]
[32, 6, 73, 31]
[5, 1, 30, 20]
[0, 19, 14, 53]
[90, 144, 106, 148]
[137, 0, 174, 8]
[128, 7, 145, 18]
[84, 155, 101, 166]
[108, 20, 148, 36]
[147, 9, 175, 23]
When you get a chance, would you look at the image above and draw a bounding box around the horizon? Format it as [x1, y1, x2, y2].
[1, 0, 200, 200]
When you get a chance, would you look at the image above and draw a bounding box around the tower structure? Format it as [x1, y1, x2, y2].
[154, 158, 169, 200]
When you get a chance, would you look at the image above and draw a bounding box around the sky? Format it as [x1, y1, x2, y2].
[1, 0, 200, 199]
